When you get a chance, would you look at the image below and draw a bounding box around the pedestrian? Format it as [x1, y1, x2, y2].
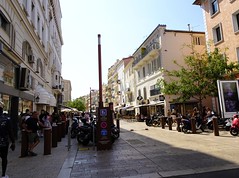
[0, 101, 15, 178]
[23, 111, 43, 156]
[51, 107, 61, 124]
[39, 109, 46, 137]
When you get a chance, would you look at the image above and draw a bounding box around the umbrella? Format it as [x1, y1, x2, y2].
[61, 108, 72, 112]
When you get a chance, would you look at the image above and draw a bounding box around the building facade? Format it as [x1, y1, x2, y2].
[62, 79, 71, 105]
[193, 0, 239, 62]
[0, 0, 63, 136]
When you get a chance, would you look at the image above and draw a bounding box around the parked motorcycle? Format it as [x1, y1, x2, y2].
[77, 119, 97, 145]
[145, 114, 160, 127]
[77, 119, 119, 145]
[224, 118, 232, 131]
[180, 115, 204, 133]
[111, 124, 120, 139]
[70, 116, 83, 138]
[230, 114, 239, 136]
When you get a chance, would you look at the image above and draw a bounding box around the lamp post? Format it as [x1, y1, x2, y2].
[35, 93, 40, 103]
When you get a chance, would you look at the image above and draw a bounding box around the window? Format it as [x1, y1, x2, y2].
[143, 87, 147, 100]
[31, 2, 36, 27]
[156, 56, 161, 69]
[150, 85, 160, 96]
[212, 24, 223, 44]
[193, 36, 206, 45]
[152, 59, 157, 72]
[232, 11, 239, 33]
[137, 71, 140, 81]
[0, 11, 10, 35]
[147, 63, 152, 75]
[211, 0, 219, 15]
[142, 67, 146, 78]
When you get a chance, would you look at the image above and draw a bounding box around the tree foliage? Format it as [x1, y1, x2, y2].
[158, 47, 239, 115]
[66, 97, 86, 111]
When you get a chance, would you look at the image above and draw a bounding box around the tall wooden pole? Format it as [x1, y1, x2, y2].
[98, 34, 103, 107]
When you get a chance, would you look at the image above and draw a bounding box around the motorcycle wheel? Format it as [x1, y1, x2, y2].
[208, 123, 213, 130]
[182, 126, 188, 133]
[71, 130, 77, 138]
[152, 121, 159, 127]
[230, 128, 239, 136]
[112, 132, 120, 139]
[225, 125, 231, 131]
[82, 139, 90, 146]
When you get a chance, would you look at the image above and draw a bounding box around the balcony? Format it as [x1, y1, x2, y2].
[133, 42, 160, 69]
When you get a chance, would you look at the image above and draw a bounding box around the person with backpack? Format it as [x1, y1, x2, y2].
[0, 101, 15, 178]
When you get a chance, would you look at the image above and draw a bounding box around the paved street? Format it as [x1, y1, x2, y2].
[70, 120, 239, 178]
[6, 119, 239, 177]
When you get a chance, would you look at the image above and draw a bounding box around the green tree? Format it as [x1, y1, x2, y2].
[66, 97, 86, 111]
[158, 47, 239, 116]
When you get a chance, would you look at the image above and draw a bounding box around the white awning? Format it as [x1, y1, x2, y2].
[49, 93, 56, 107]
[35, 85, 50, 105]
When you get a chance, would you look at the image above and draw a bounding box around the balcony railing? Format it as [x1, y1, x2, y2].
[133, 42, 160, 67]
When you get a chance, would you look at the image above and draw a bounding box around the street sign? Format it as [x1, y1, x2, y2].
[97, 107, 112, 150]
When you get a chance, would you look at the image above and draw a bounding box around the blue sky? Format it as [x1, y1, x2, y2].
[60, 0, 204, 99]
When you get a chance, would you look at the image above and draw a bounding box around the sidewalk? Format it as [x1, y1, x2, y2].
[6, 120, 239, 178]
[7, 132, 78, 178]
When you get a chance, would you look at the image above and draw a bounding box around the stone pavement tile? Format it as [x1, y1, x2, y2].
[7, 135, 77, 178]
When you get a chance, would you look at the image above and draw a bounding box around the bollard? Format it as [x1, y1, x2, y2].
[57, 122, 62, 142]
[44, 128, 52, 155]
[20, 130, 28, 157]
[116, 119, 120, 132]
[61, 121, 66, 138]
[176, 117, 181, 132]
[213, 116, 219, 136]
[168, 117, 172, 130]
[67, 125, 71, 151]
[191, 118, 196, 134]
[161, 117, 166, 129]
[52, 123, 58, 147]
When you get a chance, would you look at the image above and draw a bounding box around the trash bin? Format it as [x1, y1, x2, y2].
[52, 123, 58, 147]
[20, 130, 28, 157]
[44, 128, 52, 155]
[57, 122, 62, 142]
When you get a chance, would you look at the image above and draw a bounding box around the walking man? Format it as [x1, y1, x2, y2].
[0, 101, 15, 178]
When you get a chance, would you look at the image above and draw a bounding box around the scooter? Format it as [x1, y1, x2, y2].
[111, 124, 120, 139]
[145, 114, 160, 127]
[230, 114, 239, 136]
[70, 116, 83, 138]
[180, 115, 204, 133]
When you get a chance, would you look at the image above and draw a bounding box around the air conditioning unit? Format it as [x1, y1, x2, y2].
[19, 68, 30, 90]
[28, 55, 35, 63]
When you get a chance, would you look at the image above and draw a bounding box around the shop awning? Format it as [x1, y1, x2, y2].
[35, 85, 50, 105]
[49, 93, 56, 107]
[121, 105, 134, 111]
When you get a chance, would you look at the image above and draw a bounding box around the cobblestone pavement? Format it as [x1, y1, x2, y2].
[70, 120, 239, 178]
[6, 120, 239, 178]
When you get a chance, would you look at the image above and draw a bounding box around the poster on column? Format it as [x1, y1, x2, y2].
[217, 80, 239, 118]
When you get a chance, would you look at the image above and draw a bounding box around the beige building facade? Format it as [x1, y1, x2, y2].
[0, 0, 63, 126]
[193, 0, 239, 62]
[132, 24, 205, 117]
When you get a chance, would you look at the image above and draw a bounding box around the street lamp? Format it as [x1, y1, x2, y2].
[35, 93, 40, 103]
